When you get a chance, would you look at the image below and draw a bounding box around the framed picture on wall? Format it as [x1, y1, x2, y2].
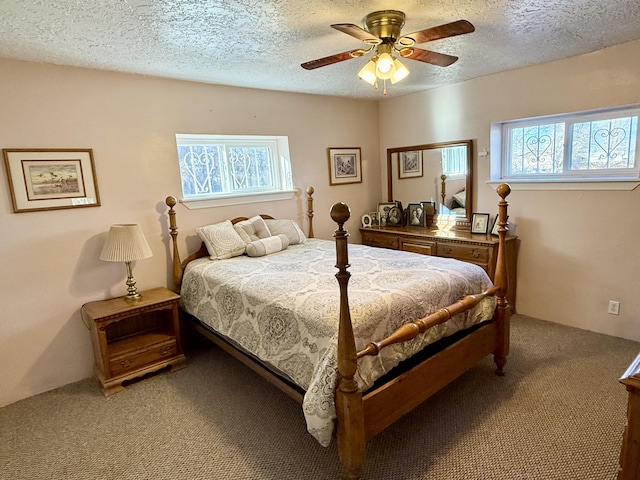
[398, 150, 423, 179]
[328, 147, 362, 185]
[2, 148, 101, 213]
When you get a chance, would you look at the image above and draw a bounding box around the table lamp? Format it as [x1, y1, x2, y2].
[99, 224, 153, 300]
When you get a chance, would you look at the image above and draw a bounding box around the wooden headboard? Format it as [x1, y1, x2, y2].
[165, 186, 315, 290]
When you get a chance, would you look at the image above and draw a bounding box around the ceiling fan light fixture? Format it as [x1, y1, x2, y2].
[375, 52, 395, 79]
[358, 59, 377, 85]
[390, 58, 409, 84]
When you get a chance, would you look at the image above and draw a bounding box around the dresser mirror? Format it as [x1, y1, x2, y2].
[387, 139, 473, 222]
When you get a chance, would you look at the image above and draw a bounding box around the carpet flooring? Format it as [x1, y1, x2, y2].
[1, 315, 638, 480]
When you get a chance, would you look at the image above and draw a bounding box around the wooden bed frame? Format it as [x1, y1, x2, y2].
[164, 184, 512, 480]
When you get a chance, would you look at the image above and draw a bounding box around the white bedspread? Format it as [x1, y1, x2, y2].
[181, 238, 496, 446]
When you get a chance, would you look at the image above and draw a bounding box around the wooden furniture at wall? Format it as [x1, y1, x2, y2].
[618, 353, 640, 480]
[83, 287, 186, 395]
[360, 226, 519, 311]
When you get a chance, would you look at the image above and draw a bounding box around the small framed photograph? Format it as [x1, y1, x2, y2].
[328, 147, 362, 186]
[369, 212, 379, 226]
[407, 203, 425, 227]
[3, 148, 100, 213]
[361, 213, 372, 228]
[471, 213, 490, 234]
[491, 215, 509, 236]
[398, 150, 423, 179]
[386, 206, 403, 226]
[377, 202, 397, 226]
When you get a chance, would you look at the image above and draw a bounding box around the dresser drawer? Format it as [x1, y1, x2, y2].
[361, 231, 399, 250]
[436, 242, 491, 263]
[109, 340, 177, 376]
[400, 238, 436, 256]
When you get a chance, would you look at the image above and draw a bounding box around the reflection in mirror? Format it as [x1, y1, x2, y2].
[387, 140, 473, 222]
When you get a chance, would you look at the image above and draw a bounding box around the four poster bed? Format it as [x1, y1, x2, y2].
[164, 184, 512, 480]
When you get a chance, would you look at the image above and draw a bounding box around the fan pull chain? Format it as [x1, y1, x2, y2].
[383, 79, 387, 95]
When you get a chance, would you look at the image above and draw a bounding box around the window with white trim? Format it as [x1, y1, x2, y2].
[492, 105, 639, 184]
[175, 134, 294, 207]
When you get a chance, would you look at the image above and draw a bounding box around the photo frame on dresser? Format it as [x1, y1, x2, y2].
[377, 202, 397, 226]
[471, 213, 490, 234]
[407, 203, 426, 227]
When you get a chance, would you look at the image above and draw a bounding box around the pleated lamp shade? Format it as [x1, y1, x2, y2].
[100, 224, 152, 262]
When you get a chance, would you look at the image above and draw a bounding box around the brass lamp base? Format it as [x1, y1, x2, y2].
[124, 261, 142, 300]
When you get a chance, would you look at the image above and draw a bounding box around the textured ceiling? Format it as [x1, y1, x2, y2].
[1, 0, 639, 99]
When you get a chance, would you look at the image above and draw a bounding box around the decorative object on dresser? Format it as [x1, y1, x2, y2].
[100, 224, 153, 300]
[327, 147, 362, 185]
[360, 225, 519, 311]
[82, 287, 186, 396]
[407, 203, 426, 227]
[471, 213, 490, 234]
[2, 148, 100, 213]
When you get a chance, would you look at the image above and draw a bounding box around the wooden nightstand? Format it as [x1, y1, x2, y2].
[82, 287, 186, 396]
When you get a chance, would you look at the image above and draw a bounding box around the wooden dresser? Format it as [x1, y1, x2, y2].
[360, 226, 519, 311]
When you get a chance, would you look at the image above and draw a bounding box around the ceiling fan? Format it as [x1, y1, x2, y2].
[301, 10, 475, 93]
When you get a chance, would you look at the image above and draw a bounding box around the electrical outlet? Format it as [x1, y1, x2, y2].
[608, 300, 620, 315]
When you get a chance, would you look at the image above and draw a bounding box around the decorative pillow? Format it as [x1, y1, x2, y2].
[233, 215, 272, 244]
[265, 219, 306, 245]
[452, 190, 466, 207]
[245, 234, 290, 257]
[196, 220, 246, 260]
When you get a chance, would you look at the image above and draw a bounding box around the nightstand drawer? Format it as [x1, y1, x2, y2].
[437, 243, 490, 263]
[109, 340, 177, 376]
[361, 231, 399, 249]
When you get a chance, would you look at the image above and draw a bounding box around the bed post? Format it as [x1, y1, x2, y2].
[493, 183, 512, 375]
[306, 186, 315, 239]
[165, 196, 183, 291]
[331, 202, 365, 480]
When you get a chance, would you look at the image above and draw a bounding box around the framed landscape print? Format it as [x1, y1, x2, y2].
[328, 147, 362, 185]
[3, 148, 100, 213]
[398, 150, 423, 179]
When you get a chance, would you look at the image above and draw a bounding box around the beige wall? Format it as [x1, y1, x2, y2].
[380, 40, 640, 342]
[2, 39, 639, 407]
[0, 58, 380, 407]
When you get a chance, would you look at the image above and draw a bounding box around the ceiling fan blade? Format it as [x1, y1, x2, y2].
[398, 19, 475, 46]
[331, 23, 382, 45]
[399, 47, 459, 67]
[301, 49, 366, 70]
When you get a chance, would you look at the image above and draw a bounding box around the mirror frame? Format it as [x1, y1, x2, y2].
[386, 139, 474, 222]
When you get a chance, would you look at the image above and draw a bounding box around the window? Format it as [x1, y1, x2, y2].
[441, 145, 468, 178]
[175, 134, 294, 208]
[491, 105, 640, 188]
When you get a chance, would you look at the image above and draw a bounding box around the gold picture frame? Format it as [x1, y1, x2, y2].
[328, 147, 362, 186]
[3, 148, 100, 213]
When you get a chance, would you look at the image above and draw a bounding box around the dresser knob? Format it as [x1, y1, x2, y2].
[160, 348, 170, 356]
[472, 250, 480, 258]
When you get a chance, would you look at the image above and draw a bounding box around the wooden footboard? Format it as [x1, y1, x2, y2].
[331, 183, 512, 480]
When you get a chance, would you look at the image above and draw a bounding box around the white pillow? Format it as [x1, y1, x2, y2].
[233, 215, 272, 244]
[452, 191, 466, 207]
[265, 219, 306, 245]
[245, 234, 289, 257]
[196, 220, 246, 260]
